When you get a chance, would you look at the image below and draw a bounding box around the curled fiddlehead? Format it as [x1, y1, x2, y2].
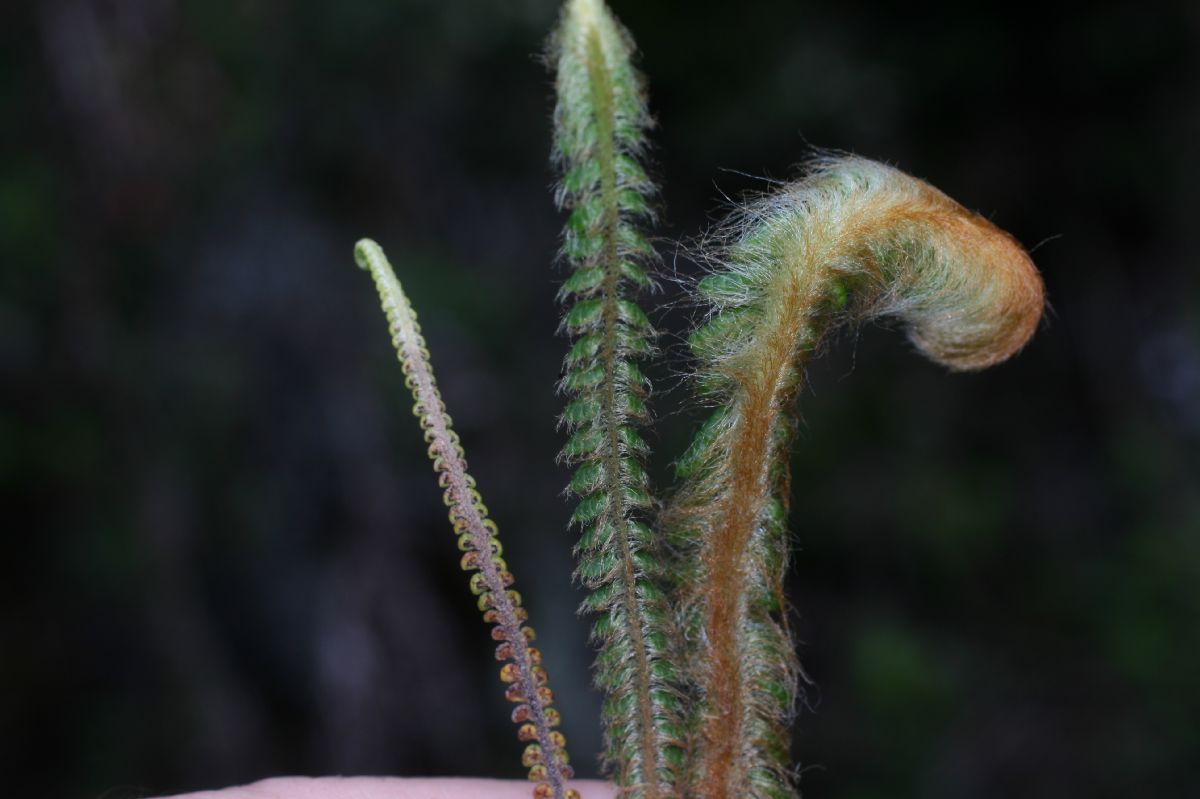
[548, 0, 683, 796]
[355, 239, 580, 799]
[668, 156, 1045, 799]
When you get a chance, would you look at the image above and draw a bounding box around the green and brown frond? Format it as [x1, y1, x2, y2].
[669, 156, 1044, 799]
[355, 239, 581, 799]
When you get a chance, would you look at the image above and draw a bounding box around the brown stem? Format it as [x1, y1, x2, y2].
[698, 279, 812, 799]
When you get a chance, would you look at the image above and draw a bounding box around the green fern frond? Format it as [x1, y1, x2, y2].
[549, 1, 682, 796]
[354, 239, 581, 799]
[668, 156, 1045, 799]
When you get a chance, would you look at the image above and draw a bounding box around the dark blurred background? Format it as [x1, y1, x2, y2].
[2, 0, 1198, 797]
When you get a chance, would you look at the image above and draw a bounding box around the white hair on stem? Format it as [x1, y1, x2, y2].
[669, 155, 1044, 799]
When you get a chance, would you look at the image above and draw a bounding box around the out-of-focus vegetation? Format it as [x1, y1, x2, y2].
[1, 1, 1197, 798]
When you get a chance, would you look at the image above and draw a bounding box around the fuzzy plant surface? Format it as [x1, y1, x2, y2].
[666, 156, 1044, 799]
[351, 2, 1045, 799]
[549, 1, 683, 797]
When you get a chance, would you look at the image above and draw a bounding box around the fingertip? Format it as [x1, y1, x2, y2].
[151, 777, 617, 799]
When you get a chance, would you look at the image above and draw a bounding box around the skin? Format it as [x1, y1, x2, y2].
[157, 778, 616, 799]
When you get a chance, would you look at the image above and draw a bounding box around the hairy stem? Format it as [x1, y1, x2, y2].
[355, 239, 580, 799]
[587, 28, 661, 799]
[670, 156, 1045, 799]
[550, 1, 681, 795]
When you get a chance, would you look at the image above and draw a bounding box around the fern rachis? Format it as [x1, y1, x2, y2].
[355, 240, 580, 799]
[550, 1, 683, 797]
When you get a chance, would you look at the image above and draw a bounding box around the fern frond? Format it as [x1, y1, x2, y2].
[668, 156, 1045, 799]
[355, 239, 581, 799]
[549, 2, 682, 796]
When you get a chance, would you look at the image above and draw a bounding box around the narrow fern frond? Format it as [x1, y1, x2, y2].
[668, 156, 1045, 799]
[549, 2, 682, 796]
[354, 239, 581, 799]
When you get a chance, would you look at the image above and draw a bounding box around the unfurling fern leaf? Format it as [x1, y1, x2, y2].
[667, 156, 1045, 799]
